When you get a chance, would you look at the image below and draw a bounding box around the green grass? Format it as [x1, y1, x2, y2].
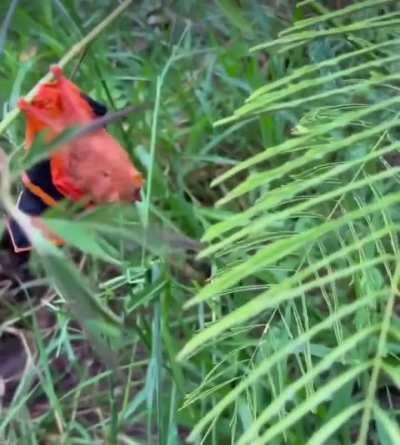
[0, 1, 285, 444]
[0, 0, 399, 444]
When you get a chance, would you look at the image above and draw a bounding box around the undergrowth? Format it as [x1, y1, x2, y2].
[0, 1, 399, 444]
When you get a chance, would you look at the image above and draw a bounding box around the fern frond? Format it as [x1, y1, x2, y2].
[182, 1, 400, 443]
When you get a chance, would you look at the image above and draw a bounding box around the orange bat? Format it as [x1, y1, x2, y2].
[5, 66, 144, 254]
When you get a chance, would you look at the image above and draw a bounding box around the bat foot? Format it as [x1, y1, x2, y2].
[50, 65, 63, 79]
[18, 99, 30, 111]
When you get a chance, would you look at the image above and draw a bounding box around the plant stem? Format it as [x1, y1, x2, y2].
[0, 0, 133, 137]
[355, 264, 399, 445]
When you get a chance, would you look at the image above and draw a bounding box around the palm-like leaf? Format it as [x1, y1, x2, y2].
[179, 1, 400, 443]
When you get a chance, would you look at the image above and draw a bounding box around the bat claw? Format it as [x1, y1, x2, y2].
[18, 99, 30, 111]
[50, 65, 63, 79]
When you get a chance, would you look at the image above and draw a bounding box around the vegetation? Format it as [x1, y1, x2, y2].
[0, 0, 399, 444]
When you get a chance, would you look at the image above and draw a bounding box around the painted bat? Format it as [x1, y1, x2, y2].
[4, 66, 144, 255]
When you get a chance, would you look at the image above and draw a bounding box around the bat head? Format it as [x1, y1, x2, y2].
[66, 130, 144, 204]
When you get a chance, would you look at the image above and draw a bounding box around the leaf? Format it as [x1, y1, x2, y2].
[216, 0, 253, 34]
[305, 402, 363, 445]
[374, 404, 400, 445]
[32, 232, 123, 366]
[44, 217, 119, 263]
[241, 362, 371, 445]
[185, 292, 383, 442]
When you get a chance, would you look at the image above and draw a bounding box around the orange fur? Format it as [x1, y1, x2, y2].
[19, 66, 144, 204]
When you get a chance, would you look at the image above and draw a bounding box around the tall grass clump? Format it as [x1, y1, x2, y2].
[179, 1, 400, 444]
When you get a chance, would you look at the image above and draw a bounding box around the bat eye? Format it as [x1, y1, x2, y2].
[101, 171, 110, 178]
